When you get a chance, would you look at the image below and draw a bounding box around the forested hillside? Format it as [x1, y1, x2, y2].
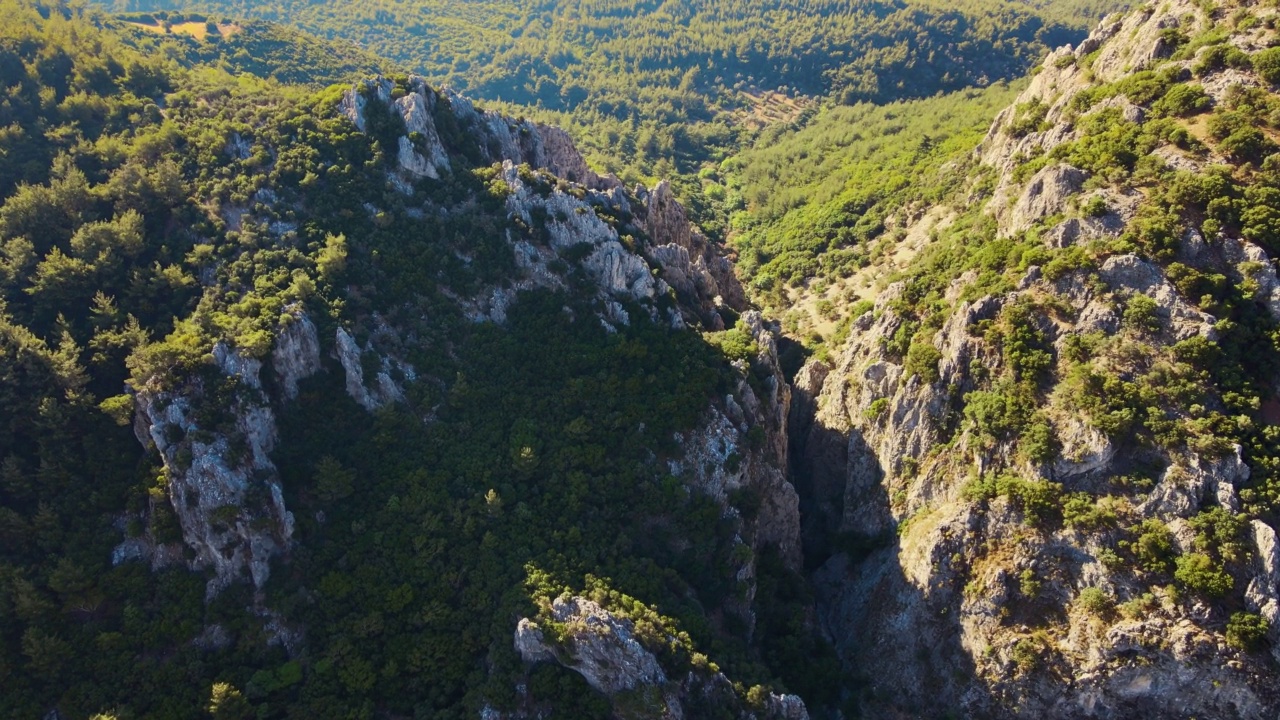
[724, 82, 1029, 340]
[114, 12, 401, 86]
[784, 0, 1280, 715]
[97, 0, 1098, 187]
[0, 2, 834, 717]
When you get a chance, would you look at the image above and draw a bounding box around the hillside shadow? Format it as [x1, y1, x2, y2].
[790, 403, 992, 717]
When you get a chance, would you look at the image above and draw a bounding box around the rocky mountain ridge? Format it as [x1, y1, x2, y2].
[787, 0, 1280, 716]
[104, 69, 812, 718]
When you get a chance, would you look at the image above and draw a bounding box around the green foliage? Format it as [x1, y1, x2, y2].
[312, 455, 355, 504]
[1020, 415, 1060, 464]
[1011, 636, 1043, 672]
[1122, 294, 1161, 333]
[1128, 519, 1176, 574]
[966, 473, 1062, 527]
[1076, 587, 1112, 615]
[1019, 568, 1041, 597]
[1081, 194, 1109, 217]
[1174, 552, 1234, 597]
[1226, 611, 1270, 651]
[102, 0, 1086, 196]
[1007, 98, 1050, 138]
[0, 3, 841, 716]
[730, 83, 1025, 294]
[1193, 43, 1253, 77]
[864, 397, 891, 422]
[1151, 83, 1211, 118]
[706, 320, 760, 363]
[1255, 47, 1280, 85]
[208, 683, 252, 720]
[904, 339, 943, 383]
[1062, 493, 1118, 532]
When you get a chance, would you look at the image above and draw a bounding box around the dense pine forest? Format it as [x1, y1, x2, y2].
[97, 0, 1111, 187]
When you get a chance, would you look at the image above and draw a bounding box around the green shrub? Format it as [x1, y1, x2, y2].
[1019, 568, 1041, 597]
[904, 340, 943, 383]
[1007, 99, 1050, 138]
[1076, 587, 1112, 615]
[1226, 611, 1269, 651]
[964, 388, 1028, 441]
[1118, 592, 1158, 619]
[1153, 83, 1211, 117]
[977, 474, 1064, 527]
[1189, 507, 1248, 562]
[1021, 415, 1060, 463]
[864, 397, 890, 421]
[1081, 195, 1109, 217]
[1062, 493, 1118, 532]
[1129, 519, 1176, 573]
[1122, 294, 1161, 333]
[1254, 47, 1280, 85]
[1174, 552, 1234, 596]
[1011, 637, 1042, 672]
[1194, 44, 1252, 77]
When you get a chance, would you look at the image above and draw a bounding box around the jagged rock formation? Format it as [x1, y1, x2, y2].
[333, 325, 414, 411]
[641, 181, 748, 326]
[670, 311, 802, 631]
[791, 2, 1280, 717]
[515, 596, 809, 720]
[131, 76, 765, 596]
[128, 321, 315, 596]
[111, 68, 813, 719]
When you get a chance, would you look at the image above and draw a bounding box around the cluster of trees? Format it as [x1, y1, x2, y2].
[113, 12, 401, 87]
[0, 1, 841, 716]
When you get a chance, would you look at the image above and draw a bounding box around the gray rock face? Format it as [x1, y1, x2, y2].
[1140, 448, 1249, 517]
[517, 597, 669, 695]
[1222, 236, 1280, 323]
[1098, 255, 1218, 341]
[642, 181, 747, 322]
[338, 76, 740, 336]
[333, 326, 414, 411]
[1008, 164, 1087, 234]
[394, 86, 451, 179]
[516, 596, 809, 720]
[132, 343, 303, 596]
[499, 160, 657, 320]
[668, 312, 801, 633]
[273, 312, 321, 400]
[977, 0, 1207, 222]
[124, 310, 329, 596]
[340, 77, 392, 132]
[796, 3, 1280, 714]
[442, 89, 618, 191]
[1246, 520, 1280, 662]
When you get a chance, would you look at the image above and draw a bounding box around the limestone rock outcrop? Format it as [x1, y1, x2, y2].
[791, 2, 1280, 715]
[338, 79, 744, 332]
[516, 596, 809, 720]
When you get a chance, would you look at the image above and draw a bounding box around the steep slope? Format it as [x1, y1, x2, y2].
[793, 1, 1280, 716]
[0, 2, 832, 717]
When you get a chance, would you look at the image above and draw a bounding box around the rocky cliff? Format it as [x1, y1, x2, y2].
[112, 71, 811, 718]
[126, 317, 313, 597]
[791, 1, 1280, 716]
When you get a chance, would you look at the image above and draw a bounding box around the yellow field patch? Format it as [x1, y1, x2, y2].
[125, 20, 241, 41]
